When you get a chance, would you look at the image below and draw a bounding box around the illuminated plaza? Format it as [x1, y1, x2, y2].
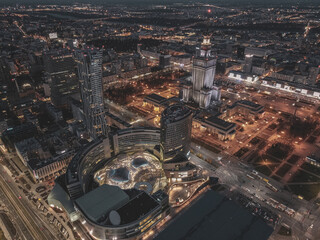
[94, 151, 164, 192]
[48, 105, 208, 240]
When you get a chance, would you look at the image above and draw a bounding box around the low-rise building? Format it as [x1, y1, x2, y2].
[15, 137, 43, 166]
[193, 115, 236, 141]
[73, 185, 169, 240]
[261, 77, 320, 100]
[46, 103, 63, 122]
[171, 54, 192, 68]
[23, 109, 40, 129]
[28, 150, 74, 182]
[163, 154, 199, 184]
[244, 47, 272, 58]
[105, 112, 132, 129]
[228, 71, 259, 83]
[226, 100, 264, 119]
[1, 122, 38, 151]
[143, 93, 168, 113]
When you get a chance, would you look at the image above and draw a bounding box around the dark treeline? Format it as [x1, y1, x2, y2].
[289, 118, 318, 138]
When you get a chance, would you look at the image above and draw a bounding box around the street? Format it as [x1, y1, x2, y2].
[189, 144, 320, 240]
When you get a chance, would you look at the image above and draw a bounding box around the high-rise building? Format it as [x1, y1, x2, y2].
[182, 34, 220, 109]
[75, 48, 108, 139]
[44, 51, 79, 107]
[160, 104, 192, 161]
[244, 54, 253, 73]
[159, 55, 171, 69]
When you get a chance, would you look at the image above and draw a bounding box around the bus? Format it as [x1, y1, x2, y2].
[246, 174, 255, 180]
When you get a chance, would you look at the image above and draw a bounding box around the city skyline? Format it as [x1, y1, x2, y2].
[0, 1, 319, 240]
[2, 0, 320, 7]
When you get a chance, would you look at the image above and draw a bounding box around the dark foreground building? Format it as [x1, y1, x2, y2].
[155, 190, 273, 240]
[160, 104, 192, 161]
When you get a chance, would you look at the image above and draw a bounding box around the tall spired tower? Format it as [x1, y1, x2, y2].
[182, 34, 220, 109]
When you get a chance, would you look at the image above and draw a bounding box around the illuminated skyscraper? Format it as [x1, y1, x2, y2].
[160, 104, 193, 161]
[75, 48, 108, 139]
[182, 34, 220, 109]
[244, 54, 253, 73]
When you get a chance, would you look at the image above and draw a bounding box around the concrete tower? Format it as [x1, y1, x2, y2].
[182, 34, 219, 108]
[160, 104, 193, 161]
[244, 54, 253, 73]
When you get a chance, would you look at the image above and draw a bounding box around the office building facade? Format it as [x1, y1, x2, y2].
[44, 51, 79, 107]
[160, 104, 193, 161]
[75, 48, 108, 139]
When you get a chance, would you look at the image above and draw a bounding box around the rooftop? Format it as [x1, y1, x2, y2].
[232, 100, 264, 112]
[206, 116, 235, 130]
[2, 122, 36, 135]
[28, 150, 74, 171]
[144, 93, 167, 104]
[15, 137, 41, 152]
[105, 112, 132, 128]
[161, 104, 192, 124]
[75, 184, 129, 223]
[228, 70, 256, 78]
[155, 190, 273, 240]
[114, 191, 159, 225]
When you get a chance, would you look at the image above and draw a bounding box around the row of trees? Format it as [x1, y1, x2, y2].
[289, 117, 318, 138]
